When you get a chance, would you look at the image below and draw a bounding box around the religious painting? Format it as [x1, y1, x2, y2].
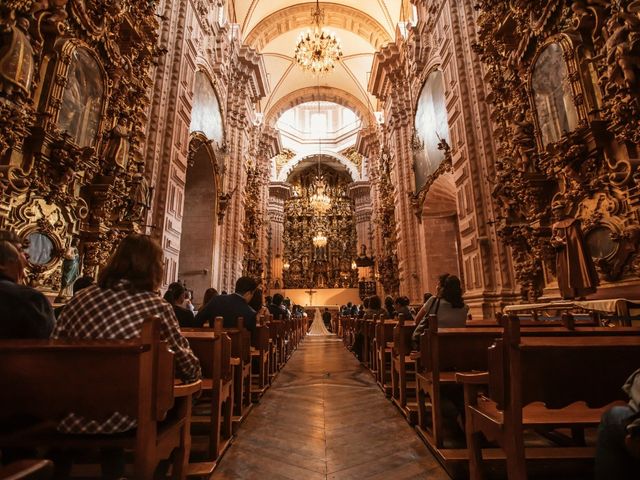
[531, 42, 579, 147]
[190, 72, 224, 145]
[57, 48, 104, 147]
[413, 70, 450, 191]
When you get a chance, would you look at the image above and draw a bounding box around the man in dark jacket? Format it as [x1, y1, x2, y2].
[195, 276, 258, 334]
[0, 240, 55, 339]
[322, 307, 332, 331]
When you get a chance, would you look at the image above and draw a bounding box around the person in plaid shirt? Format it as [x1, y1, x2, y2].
[52, 233, 201, 435]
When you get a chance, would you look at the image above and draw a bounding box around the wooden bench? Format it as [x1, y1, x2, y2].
[365, 317, 378, 374]
[416, 316, 503, 450]
[182, 321, 233, 462]
[375, 317, 396, 396]
[251, 314, 271, 401]
[0, 460, 54, 480]
[391, 314, 418, 424]
[224, 319, 253, 429]
[267, 318, 283, 379]
[458, 316, 640, 480]
[0, 318, 202, 479]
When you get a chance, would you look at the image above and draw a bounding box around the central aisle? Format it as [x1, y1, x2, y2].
[212, 335, 450, 479]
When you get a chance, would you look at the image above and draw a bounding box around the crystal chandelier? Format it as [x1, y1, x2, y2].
[309, 175, 331, 214]
[313, 232, 328, 248]
[294, 0, 343, 74]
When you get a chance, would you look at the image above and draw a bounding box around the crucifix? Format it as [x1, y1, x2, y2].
[305, 288, 318, 306]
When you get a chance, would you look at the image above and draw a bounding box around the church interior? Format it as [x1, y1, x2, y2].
[1, 0, 640, 479]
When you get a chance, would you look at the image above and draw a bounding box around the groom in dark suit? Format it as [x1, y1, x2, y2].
[195, 276, 259, 334]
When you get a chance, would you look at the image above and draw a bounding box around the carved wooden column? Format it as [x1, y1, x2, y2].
[349, 182, 374, 254]
[267, 182, 291, 290]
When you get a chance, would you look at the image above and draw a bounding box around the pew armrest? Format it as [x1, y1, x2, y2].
[174, 379, 202, 397]
[455, 372, 489, 384]
[0, 459, 54, 480]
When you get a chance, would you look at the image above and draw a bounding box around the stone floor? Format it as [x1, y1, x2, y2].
[212, 335, 450, 480]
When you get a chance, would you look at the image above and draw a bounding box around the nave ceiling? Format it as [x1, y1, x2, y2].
[231, 1, 408, 126]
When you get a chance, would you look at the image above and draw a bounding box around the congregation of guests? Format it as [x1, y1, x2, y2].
[2, 229, 638, 478]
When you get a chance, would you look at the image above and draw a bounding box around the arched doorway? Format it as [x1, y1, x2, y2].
[419, 172, 462, 295]
[178, 135, 219, 305]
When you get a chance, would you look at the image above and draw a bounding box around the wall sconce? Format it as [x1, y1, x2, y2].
[351, 260, 357, 270]
[283, 261, 290, 271]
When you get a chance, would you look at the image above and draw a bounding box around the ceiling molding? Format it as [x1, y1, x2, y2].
[244, 2, 392, 51]
[265, 86, 375, 127]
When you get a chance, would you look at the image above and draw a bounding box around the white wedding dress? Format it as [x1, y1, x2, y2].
[308, 308, 331, 336]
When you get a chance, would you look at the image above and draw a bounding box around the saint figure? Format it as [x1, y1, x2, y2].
[550, 202, 598, 299]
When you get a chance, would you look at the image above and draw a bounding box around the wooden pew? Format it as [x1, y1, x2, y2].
[0, 460, 54, 480]
[366, 317, 378, 375]
[391, 314, 418, 424]
[458, 316, 640, 480]
[414, 313, 640, 477]
[182, 322, 233, 462]
[226, 318, 253, 428]
[267, 318, 283, 380]
[251, 313, 271, 401]
[375, 317, 396, 396]
[0, 318, 202, 480]
[416, 316, 503, 451]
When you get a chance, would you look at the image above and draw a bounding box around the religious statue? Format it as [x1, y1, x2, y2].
[56, 237, 80, 301]
[129, 163, 151, 220]
[0, 17, 35, 96]
[550, 201, 598, 299]
[103, 116, 131, 173]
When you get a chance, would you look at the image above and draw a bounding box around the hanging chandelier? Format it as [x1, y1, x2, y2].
[313, 232, 328, 248]
[309, 175, 331, 214]
[294, 0, 343, 74]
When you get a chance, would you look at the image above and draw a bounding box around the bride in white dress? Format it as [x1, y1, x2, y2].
[308, 308, 331, 335]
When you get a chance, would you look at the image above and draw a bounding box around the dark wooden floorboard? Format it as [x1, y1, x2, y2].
[212, 335, 450, 479]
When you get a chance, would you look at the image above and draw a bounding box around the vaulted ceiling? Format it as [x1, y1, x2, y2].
[230, 1, 406, 123]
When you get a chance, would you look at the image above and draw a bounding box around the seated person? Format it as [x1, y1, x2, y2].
[195, 276, 258, 334]
[200, 287, 218, 311]
[412, 273, 468, 345]
[363, 295, 385, 319]
[268, 293, 289, 320]
[0, 240, 55, 339]
[596, 368, 640, 480]
[384, 296, 395, 318]
[163, 282, 197, 328]
[52, 234, 201, 434]
[394, 296, 414, 321]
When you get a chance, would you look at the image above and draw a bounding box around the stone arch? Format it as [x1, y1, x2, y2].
[266, 87, 375, 128]
[276, 152, 361, 182]
[244, 3, 392, 52]
[179, 133, 221, 303]
[419, 172, 463, 295]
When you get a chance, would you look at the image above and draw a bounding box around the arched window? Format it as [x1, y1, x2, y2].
[413, 70, 450, 191]
[531, 42, 579, 146]
[57, 48, 104, 147]
[190, 72, 224, 145]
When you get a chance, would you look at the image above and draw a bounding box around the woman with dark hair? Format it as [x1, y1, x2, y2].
[394, 296, 414, 321]
[364, 295, 385, 318]
[412, 273, 468, 344]
[163, 282, 197, 328]
[200, 287, 218, 310]
[53, 234, 201, 434]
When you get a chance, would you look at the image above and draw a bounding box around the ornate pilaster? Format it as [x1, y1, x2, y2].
[267, 182, 292, 291]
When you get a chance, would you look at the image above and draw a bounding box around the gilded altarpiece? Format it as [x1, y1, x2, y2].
[282, 166, 358, 289]
[0, 1, 159, 296]
[474, 0, 640, 299]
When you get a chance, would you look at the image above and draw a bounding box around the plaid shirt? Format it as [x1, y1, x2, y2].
[51, 281, 201, 434]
